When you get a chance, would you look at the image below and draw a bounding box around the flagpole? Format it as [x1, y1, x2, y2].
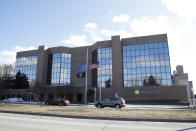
[98, 45, 101, 102]
[84, 48, 88, 104]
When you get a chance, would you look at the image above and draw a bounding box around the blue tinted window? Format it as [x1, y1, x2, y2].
[51, 53, 71, 86]
[14, 56, 38, 84]
[97, 48, 112, 88]
[122, 42, 171, 87]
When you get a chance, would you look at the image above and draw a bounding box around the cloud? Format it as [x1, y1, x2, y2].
[14, 46, 35, 52]
[162, 0, 196, 18]
[112, 14, 130, 23]
[62, 22, 101, 46]
[0, 46, 35, 65]
[109, 10, 113, 14]
[62, 20, 133, 46]
[85, 23, 97, 30]
[130, 16, 173, 36]
[62, 35, 89, 47]
[84, 22, 102, 42]
[101, 29, 132, 38]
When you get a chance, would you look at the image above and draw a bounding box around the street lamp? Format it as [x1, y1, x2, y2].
[29, 88, 33, 101]
[94, 86, 96, 103]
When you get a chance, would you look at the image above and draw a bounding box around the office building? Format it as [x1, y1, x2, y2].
[0, 34, 190, 104]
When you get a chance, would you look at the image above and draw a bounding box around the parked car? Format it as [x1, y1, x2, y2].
[95, 97, 125, 109]
[1, 97, 24, 103]
[45, 98, 70, 106]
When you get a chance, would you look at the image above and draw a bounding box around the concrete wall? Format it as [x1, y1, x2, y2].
[121, 33, 167, 46]
[118, 86, 188, 103]
[0, 85, 188, 103]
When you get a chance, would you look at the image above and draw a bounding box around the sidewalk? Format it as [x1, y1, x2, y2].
[0, 110, 195, 123]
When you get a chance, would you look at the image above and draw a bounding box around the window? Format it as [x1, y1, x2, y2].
[122, 42, 171, 87]
[97, 48, 112, 88]
[51, 53, 71, 86]
[14, 56, 38, 84]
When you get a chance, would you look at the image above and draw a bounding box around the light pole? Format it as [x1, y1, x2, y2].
[84, 48, 88, 104]
[94, 87, 96, 103]
[29, 80, 35, 102]
[29, 88, 33, 102]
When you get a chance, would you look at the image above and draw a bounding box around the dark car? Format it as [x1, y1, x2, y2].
[45, 98, 70, 106]
[95, 97, 125, 109]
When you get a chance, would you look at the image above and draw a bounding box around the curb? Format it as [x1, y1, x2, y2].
[0, 110, 196, 123]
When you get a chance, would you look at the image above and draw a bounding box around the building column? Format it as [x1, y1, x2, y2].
[112, 36, 123, 96]
[36, 46, 45, 86]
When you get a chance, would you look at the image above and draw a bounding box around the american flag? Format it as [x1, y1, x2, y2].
[89, 62, 99, 69]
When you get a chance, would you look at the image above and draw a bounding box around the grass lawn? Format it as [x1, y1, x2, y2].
[0, 103, 196, 120]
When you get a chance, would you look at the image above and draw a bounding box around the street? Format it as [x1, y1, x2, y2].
[69, 103, 190, 110]
[1, 100, 190, 110]
[0, 113, 195, 131]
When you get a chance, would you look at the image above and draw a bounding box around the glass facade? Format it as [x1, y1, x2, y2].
[14, 56, 38, 84]
[122, 42, 171, 87]
[51, 53, 71, 85]
[97, 48, 112, 88]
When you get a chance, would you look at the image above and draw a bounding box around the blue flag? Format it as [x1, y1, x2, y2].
[81, 64, 86, 72]
[76, 67, 81, 73]
[76, 64, 86, 73]
[105, 78, 111, 88]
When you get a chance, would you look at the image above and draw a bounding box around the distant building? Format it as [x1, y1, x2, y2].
[0, 64, 15, 78]
[172, 65, 194, 104]
[0, 65, 4, 77]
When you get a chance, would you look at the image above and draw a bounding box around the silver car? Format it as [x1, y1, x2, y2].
[95, 97, 126, 109]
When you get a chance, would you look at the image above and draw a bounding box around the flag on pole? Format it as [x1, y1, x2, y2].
[77, 72, 85, 78]
[76, 67, 81, 73]
[89, 62, 99, 69]
[76, 64, 86, 78]
[105, 78, 111, 88]
[80, 64, 86, 72]
[76, 64, 86, 73]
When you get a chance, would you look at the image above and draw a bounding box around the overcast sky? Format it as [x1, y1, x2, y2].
[0, 0, 195, 92]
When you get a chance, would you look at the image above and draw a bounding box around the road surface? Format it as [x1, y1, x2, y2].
[0, 113, 195, 131]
